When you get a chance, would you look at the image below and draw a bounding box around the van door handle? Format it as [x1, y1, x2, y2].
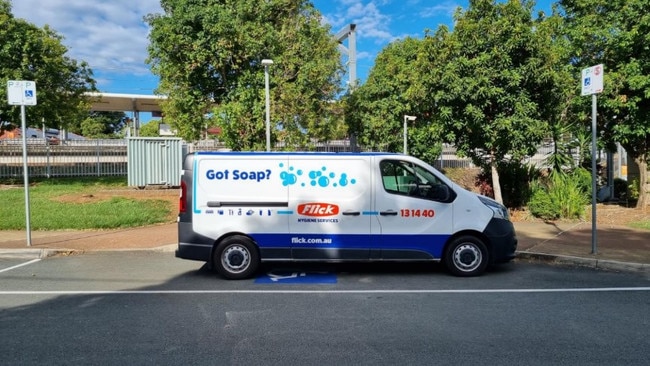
[380, 210, 398, 216]
[342, 211, 360, 216]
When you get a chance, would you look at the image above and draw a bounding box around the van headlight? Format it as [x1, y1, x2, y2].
[478, 196, 510, 220]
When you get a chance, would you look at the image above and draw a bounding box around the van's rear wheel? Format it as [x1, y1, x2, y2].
[444, 236, 488, 277]
[213, 236, 259, 280]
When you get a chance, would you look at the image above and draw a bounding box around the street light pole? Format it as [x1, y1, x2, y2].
[262, 59, 273, 152]
[403, 115, 416, 154]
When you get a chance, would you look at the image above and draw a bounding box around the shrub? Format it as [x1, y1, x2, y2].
[474, 171, 494, 198]
[475, 161, 538, 208]
[498, 161, 539, 208]
[571, 167, 592, 199]
[628, 178, 640, 201]
[528, 171, 588, 220]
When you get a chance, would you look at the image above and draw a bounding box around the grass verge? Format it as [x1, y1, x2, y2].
[629, 221, 650, 231]
[0, 177, 174, 230]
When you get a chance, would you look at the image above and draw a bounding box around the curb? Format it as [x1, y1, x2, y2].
[88, 244, 177, 253]
[2, 247, 647, 274]
[0, 244, 177, 259]
[0, 248, 74, 260]
[516, 251, 649, 274]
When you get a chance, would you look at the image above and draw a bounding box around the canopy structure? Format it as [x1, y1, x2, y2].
[86, 92, 166, 112]
[85, 92, 168, 136]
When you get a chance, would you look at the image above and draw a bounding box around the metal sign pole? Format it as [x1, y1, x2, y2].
[581, 65, 603, 255]
[8, 80, 36, 247]
[20, 104, 32, 246]
[590, 94, 597, 254]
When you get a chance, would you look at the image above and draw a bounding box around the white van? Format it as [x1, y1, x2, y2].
[176, 152, 517, 279]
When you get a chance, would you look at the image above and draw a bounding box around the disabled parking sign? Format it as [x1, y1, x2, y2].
[7, 80, 37, 106]
[581, 65, 603, 96]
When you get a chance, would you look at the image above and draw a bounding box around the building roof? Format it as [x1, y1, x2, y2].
[86, 92, 167, 113]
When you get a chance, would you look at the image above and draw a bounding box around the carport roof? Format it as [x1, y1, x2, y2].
[86, 92, 167, 113]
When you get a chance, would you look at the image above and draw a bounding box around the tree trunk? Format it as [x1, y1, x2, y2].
[634, 156, 648, 208]
[491, 163, 503, 204]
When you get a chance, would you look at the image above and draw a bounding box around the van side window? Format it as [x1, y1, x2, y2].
[380, 160, 454, 202]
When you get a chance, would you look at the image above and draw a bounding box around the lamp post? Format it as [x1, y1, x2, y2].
[403, 115, 416, 154]
[262, 59, 273, 152]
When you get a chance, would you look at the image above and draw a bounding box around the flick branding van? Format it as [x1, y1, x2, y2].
[176, 152, 517, 279]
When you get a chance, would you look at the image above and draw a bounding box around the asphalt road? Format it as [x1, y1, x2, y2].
[1, 253, 649, 366]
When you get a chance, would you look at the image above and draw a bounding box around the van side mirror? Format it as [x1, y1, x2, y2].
[428, 184, 452, 202]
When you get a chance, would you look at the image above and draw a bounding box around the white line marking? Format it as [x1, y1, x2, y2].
[0, 259, 41, 274]
[0, 287, 648, 295]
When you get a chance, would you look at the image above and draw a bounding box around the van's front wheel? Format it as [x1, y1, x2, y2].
[213, 236, 259, 280]
[444, 236, 488, 277]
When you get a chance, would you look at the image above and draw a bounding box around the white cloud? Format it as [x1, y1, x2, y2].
[11, 0, 162, 76]
[320, 0, 395, 44]
[421, 1, 461, 18]
[346, 2, 393, 43]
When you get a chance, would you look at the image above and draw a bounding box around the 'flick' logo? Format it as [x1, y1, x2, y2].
[297, 203, 339, 217]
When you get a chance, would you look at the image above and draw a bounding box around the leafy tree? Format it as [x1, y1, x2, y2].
[145, 0, 344, 149]
[0, 0, 96, 135]
[139, 120, 161, 137]
[79, 111, 128, 138]
[560, 0, 650, 208]
[532, 6, 581, 174]
[346, 36, 443, 162]
[431, 0, 560, 203]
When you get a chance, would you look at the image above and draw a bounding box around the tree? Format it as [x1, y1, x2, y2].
[79, 111, 128, 138]
[431, 0, 559, 204]
[145, 0, 345, 149]
[139, 120, 161, 137]
[0, 0, 96, 135]
[346, 36, 444, 162]
[560, 0, 650, 208]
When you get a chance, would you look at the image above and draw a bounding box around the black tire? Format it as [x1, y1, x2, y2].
[213, 235, 259, 280]
[444, 236, 489, 277]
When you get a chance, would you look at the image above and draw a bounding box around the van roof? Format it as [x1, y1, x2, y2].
[194, 151, 402, 157]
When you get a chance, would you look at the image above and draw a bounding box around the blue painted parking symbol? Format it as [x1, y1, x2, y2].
[255, 270, 337, 284]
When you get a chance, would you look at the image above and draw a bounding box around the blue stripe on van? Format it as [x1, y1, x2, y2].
[249, 233, 449, 258]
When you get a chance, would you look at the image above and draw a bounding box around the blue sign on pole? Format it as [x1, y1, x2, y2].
[6, 80, 37, 106]
[581, 65, 603, 96]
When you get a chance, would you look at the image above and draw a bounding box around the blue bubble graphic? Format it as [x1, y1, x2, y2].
[280, 171, 297, 186]
[318, 176, 329, 187]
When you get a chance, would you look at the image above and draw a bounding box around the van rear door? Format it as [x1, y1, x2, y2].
[193, 154, 290, 245]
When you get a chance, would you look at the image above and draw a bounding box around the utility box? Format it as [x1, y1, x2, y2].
[127, 137, 183, 187]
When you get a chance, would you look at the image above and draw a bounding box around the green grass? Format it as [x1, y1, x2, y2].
[629, 220, 650, 231]
[0, 177, 173, 230]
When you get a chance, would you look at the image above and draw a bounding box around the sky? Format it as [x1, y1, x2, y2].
[11, 0, 552, 121]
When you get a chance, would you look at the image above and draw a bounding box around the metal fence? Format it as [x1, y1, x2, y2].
[0, 139, 127, 178]
[1, 138, 558, 180]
